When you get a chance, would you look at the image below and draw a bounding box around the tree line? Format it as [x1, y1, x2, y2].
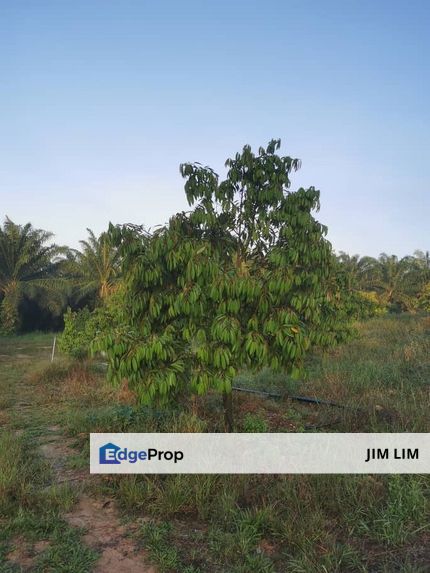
[335, 250, 430, 314]
[0, 219, 120, 334]
[1, 141, 429, 426]
[1, 219, 428, 336]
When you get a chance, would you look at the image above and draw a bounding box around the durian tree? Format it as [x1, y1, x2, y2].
[95, 140, 345, 429]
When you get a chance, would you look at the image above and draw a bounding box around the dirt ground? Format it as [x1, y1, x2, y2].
[1, 339, 157, 573]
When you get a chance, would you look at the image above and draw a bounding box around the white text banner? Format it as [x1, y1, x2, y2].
[90, 433, 429, 474]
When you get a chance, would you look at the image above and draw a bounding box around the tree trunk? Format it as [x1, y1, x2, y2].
[0, 283, 21, 334]
[223, 391, 234, 432]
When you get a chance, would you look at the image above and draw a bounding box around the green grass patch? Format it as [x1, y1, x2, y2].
[1, 318, 429, 572]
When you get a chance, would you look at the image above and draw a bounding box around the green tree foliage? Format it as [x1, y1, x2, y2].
[63, 228, 120, 306]
[363, 254, 418, 312]
[412, 250, 430, 280]
[336, 252, 376, 291]
[334, 253, 385, 318]
[59, 303, 117, 359]
[95, 140, 350, 427]
[412, 251, 430, 310]
[336, 251, 430, 314]
[0, 217, 66, 333]
[418, 283, 430, 311]
[59, 307, 94, 359]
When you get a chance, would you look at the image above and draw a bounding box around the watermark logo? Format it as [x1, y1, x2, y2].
[99, 442, 184, 465]
[99, 442, 122, 464]
[92, 433, 429, 474]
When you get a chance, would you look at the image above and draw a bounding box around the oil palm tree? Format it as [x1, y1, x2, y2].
[412, 250, 430, 310]
[412, 250, 430, 282]
[367, 253, 416, 311]
[65, 229, 121, 305]
[0, 217, 67, 333]
[336, 252, 377, 291]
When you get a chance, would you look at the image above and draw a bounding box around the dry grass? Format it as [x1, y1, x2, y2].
[1, 315, 429, 572]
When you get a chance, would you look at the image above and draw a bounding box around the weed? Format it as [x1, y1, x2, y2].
[242, 413, 269, 432]
[356, 475, 429, 544]
[2, 317, 429, 572]
[139, 521, 182, 572]
[33, 526, 98, 573]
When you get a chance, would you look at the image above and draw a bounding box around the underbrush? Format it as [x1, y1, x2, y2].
[28, 359, 117, 407]
[2, 314, 429, 572]
[130, 473, 429, 572]
[299, 313, 430, 432]
[0, 431, 97, 572]
[102, 315, 430, 570]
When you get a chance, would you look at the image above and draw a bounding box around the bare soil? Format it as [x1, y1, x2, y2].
[39, 427, 156, 573]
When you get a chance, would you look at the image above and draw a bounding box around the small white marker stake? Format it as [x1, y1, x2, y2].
[51, 335, 57, 362]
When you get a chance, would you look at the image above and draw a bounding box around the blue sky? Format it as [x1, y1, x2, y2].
[1, 0, 429, 256]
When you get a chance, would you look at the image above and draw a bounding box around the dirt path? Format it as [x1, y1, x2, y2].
[1, 339, 157, 573]
[38, 426, 157, 573]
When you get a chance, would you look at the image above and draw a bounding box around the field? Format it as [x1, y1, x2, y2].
[0, 314, 429, 572]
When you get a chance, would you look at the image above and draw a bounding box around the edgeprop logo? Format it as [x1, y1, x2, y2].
[99, 442, 184, 465]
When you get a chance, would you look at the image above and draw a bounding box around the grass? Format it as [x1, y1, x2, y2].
[0, 314, 429, 571]
[0, 335, 99, 572]
[0, 430, 98, 572]
[233, 313, 430, 433]
[32, 527, 98, 573]
[301, 314, 430, 432]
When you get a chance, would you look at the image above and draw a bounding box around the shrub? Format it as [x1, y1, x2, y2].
[355, 291, 386, 318]
[242, 413, 269, 433]
[418, 282, 430, 311]
[59, 305, 113, 359]
[59, 307, 93, 359]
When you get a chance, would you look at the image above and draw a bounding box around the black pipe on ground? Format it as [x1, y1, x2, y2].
[232, 385, 362, 411]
